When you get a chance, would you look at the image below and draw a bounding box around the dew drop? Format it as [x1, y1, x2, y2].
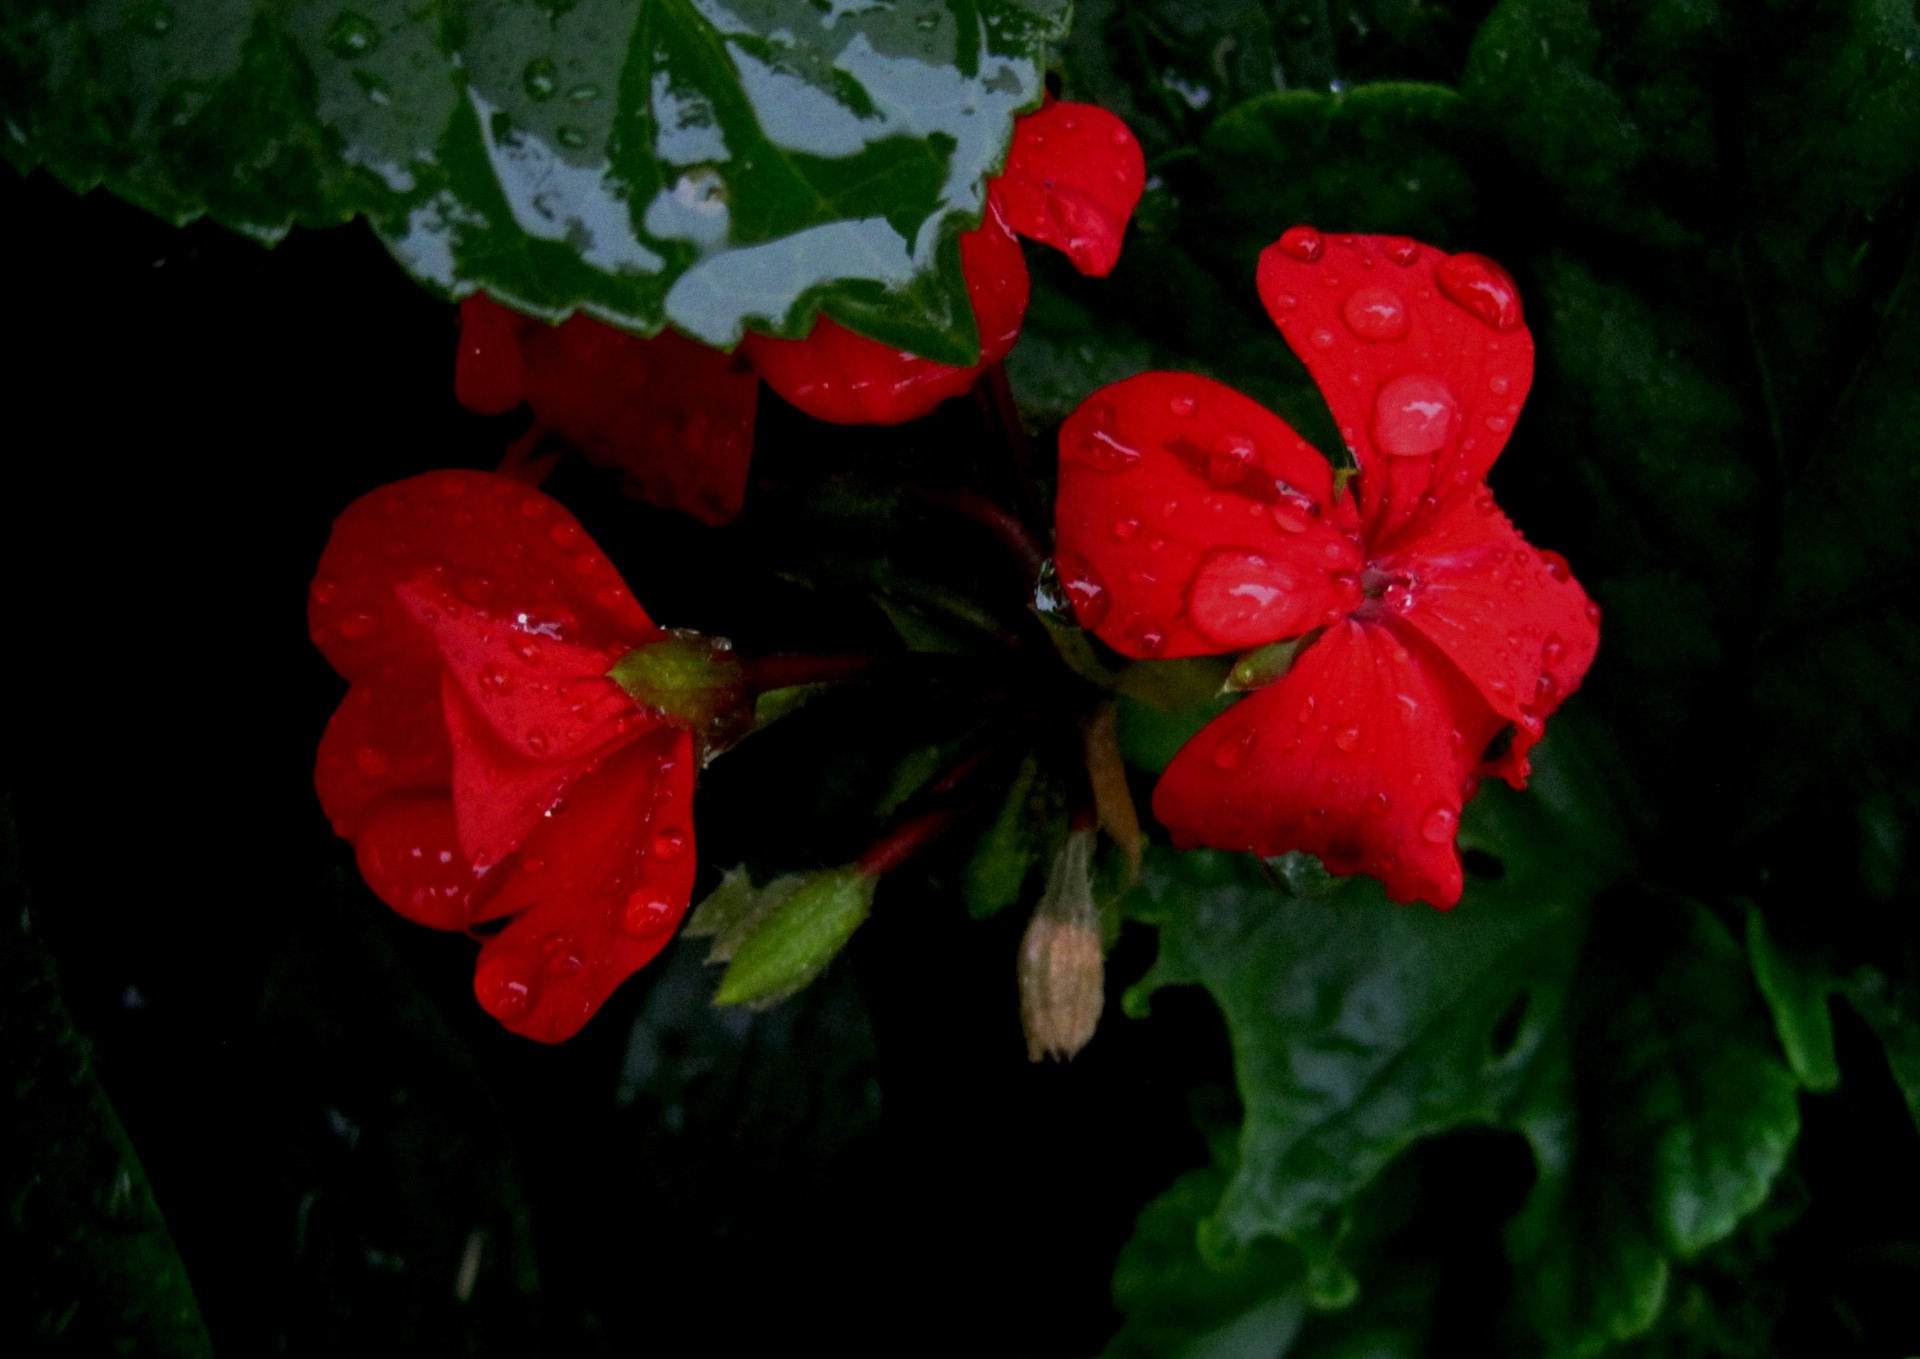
[1543, 635, 1567, 665]
[1168, 391, 1198, 416]
[1488, 373, 1511, 396]
[338, 609, 380, 640]
[1372, 374, 1460, 457]
[1207, 433, 1258, 486]
[311, 578, 340, 606]
[1308, 328, 1336, 352]
[355, 746, 390, 778]
[1585, 601, 1602, 626]
[131, 2, 174, 36]
[622, 891, 676, 936]
[650, 829, 688, 860]
[1272, 496, 1316, 533]
[526, 732, 550, 755]
[1275, 225, 1324, 262]
[326, 11, 380, 59]
[1420, 805, 1457, 844]
[1055, 551, 1111, 628]
[1541, 551, 1571, 583]
[1111, 516, 1141, 540]
[1383, 236, 1420, 266]
[548, 520, 582, 548]
[1069, 406, 1142, 472]
[567, 82, 601, 102]
[523, 58, 558, 100]
[1270, 292, 1299, 311]
[474, 959, 539, 1021]
[1333, 725, 1362, 752]
[1341, 286, 1410, 342]
[1436, 253, 1524, 331]
[1297, 696, 1317, 723]
[541, 933, 585, 975]
[1188, 551, 1316, 647]
[556, 125, 589, 150]
[520, 496, 549, 520]
[481, 665, 510, 693]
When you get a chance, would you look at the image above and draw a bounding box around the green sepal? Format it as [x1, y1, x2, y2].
[711, 866, 877, 1009]
[608, 629, 749, 765]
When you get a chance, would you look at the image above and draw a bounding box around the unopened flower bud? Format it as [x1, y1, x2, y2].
[607, 629, 751, 764]
[1018, 828, 1105, 1062]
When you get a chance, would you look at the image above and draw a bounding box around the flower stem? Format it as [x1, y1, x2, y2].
[856, 805, 960, 877]
[742, 653, 878, 695]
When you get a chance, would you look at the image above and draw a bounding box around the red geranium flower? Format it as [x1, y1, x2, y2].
[1052, 230, 1599, 906]
[457, 100, 1145, 468]
[309, 470, 698, 1041]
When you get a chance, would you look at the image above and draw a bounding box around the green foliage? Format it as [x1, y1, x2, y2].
[0, 0, 1072, 362]
[702, 865, 877, 1006]
[2, 803, 213, 1356]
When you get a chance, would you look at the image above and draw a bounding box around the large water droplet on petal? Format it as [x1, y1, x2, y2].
[1069, 405, 1143, 472]
[1341, 286, 1410, 342]
[1436, 253, 1524, 331]
[1276, 225, 1324, 262]
[541, 933, 585, 976]
[1188, 551, 1318, 648]
[622, 891, 677, 936]
[1055, 550, 1111, 629]
[1333, 725, 1362, 752]
[1207, 433, 1258, 487]
[1383, 236, 1420, 266]
[1372, 374, 1460, 457]
[650, 829, 688, 860]
[475, 958, 540, 1021]
[1420, 805, 1457, 844]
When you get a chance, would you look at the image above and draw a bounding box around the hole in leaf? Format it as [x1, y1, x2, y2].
[1489, 990, 1529, 1058]
[1462, 849, 1505, 880]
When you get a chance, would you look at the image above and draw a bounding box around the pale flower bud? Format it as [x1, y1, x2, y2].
[1018, 828, 1105, 1062]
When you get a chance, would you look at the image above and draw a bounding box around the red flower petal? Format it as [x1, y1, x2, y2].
[511, 308, 759, 527]
[470, 728, 698, 1043]
[742, 206, 1030, 425]
[989, 98, 1145, 278]
[309, 471, 658, 681]
[1255, 231, 1534, 552]
[1152, 617, 1506, 907]
[1371, 488, 1600, 786]
[314, 663, 451, 841]
[1054, 372, 1364, 659]
[348, 791, 498, 931]
[455, 296, 529, 416]
[439, 673, 640, 875]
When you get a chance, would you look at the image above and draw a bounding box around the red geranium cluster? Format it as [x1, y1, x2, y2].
[1052, 228, 1599, 906]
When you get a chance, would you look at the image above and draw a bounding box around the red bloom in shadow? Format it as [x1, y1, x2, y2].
[1052, 231, 1599, 906]
[310, 471, 697, 1041]
[457, 100, 1146, 474]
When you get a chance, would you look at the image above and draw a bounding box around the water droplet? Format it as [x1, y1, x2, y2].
[132, 2, 174, 36]
[1485, 414, 1511, 434]
[1069, 405, 1142, 472]
[1276, 225, 1324, 262]
[526, 731, 550, 755]
[1055, 551, 1111, 628]
[1585, 601, 1602, 626]
[1207, 433, 1258, 486]
[523, 58, 558, 100]
[1270, 292, 1299, 311]
[1384, 236, 1420, 266]
[1488, 373, 1511, 396]
[1541, 552, 1571, 583]
[1109, 126, 1132, 147]
[1128, 624, 1167, 656]
[1272, 495, 1317, 533]
[542, 933, 585, 975]
[567, 83, 601, 102]
[556, 125, 589, 149]
[1188, 550, 1317, 647]
[1420, 805, 1457, 844]
[1372, 374, 1459, 457]
[353, 70, 393, 105]
[475, 959, 539, 1020]
[1109, 516, 1142, 541]
[1341, 286, 1410, 342]
[651, 829, 687, 860]
[481, 665, 510, 693]
[521, 856, 547, 875]
[622, 891, 676, 935]
[355, 746, 389, 778]
[548, 520, 582, 548]
[1297, 696, 1317, 723]
[1308, 328, 1336, 352]
[1543, 635, 1567, 665]
[1436, 253, 1524, 331]
[1168, 392, 1198, 416]
[1211, 727, 1257, 770]
[327, 11, 380, 59]
[338, 609, 380, 640]
[1333, 725, 1362, 752]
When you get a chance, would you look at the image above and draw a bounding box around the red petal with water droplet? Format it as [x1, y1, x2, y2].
[1153, 618, 1504, 907]
[1254, 233, 1533, 551]
[512, 309, 759, 526]
[1054, 372, 1363, 659]
[309, 471, 657, 682]
[349, 791, 497, 931]
[470, 728, 698, 1043]
[989, 98, 1145, 278]
[314, 663, 452, 841]
[1374, 493, 1599, 785]
[742, 207, 1029, 425]
[455, 296, 528, 416]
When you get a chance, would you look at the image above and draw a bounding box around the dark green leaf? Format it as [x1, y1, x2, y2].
[963, 755, 1060, 919]
[1, 0, 1071, 361]
[2, 800, 213, 1357]
[713, 865, 875, 1006]
[1838, 967, 1920, 1135]
[1744, 905, 1841, 1093]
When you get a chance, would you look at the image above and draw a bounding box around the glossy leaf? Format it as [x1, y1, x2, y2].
[1, 0, 1071, 363]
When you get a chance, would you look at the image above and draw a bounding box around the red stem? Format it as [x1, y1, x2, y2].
[918, 487, 1048, 579]
[857, 806, 961, 877]
[742, 653, 878, 694]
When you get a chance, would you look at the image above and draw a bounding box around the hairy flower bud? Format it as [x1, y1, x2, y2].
[1018, 828, 1105, 1062]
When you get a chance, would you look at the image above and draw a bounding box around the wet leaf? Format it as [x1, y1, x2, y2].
[1, 0, 1070, 362]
